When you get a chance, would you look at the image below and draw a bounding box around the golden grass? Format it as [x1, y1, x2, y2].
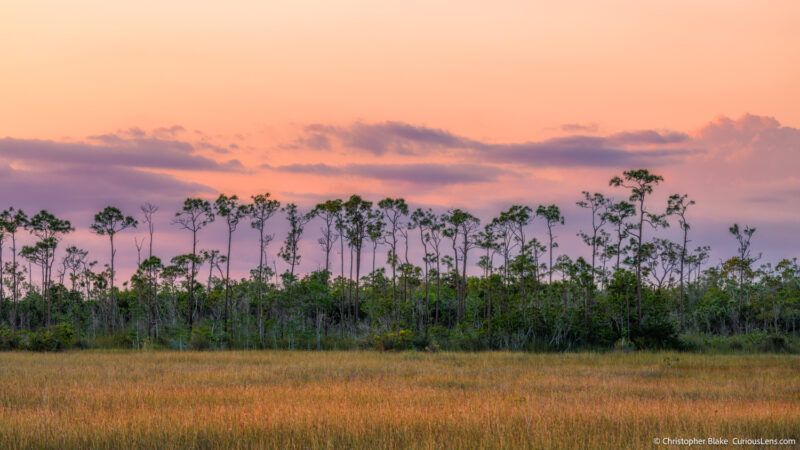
[0, 351, 798, 449]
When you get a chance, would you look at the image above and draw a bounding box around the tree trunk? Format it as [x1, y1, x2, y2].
[636, 199, 644, 325]
[224, 229, 233, 334]
[189, 229, 196, 330]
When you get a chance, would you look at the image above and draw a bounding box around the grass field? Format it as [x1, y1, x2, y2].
[0, 351, 798, 449]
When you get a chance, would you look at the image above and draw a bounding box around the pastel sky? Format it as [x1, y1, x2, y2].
[1, 1, 798, 279]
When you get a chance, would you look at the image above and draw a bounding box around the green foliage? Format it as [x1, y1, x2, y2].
[679, 332, 799, 353]
[190, 325, 218, 350]
[0, 324, 19, 350]
[373, 329, 413, 351]
[2, 185, 799, 355]
[630, 315, 681, 350]
[12, 324, 76, 352]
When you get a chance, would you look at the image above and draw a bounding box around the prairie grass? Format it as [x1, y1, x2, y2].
[0, 351, 798, 449]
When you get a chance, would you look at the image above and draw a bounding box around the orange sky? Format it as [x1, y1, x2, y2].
[0, 1, 798, 275]
[2, 1, 798, 141]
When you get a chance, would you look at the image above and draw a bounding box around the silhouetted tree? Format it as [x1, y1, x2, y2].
[610, 169, 664, 324]
[279, 203, 311, 282]
[378, 197, 408, 318]
[215, 194, 250, 334]
[91, 206, 138, 330]
[250, 193, 280, 339]
[536, 204, 564, 286]
[173, 198, 214, 329]
[311, 199, 340, 275]
[343, 195, 376, 326]
[23, 210, 73, 326]
[667, 194, 695, 329]
[0, 208, 26, 328]
[444, 209, 479, 322]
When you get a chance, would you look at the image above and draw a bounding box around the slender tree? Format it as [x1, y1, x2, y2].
[140, 203, 159, 259]
[500, 206, 533, 302]
[279, 203, 312, 282]
[250, 193, 280, 339]
[666, 194, 695, 330]
[312, 199, 342, 275]
[135, 256, 163, 338]
[343, 195, 376, 327]
[425, 211, 445, 325]
[61, 246, 88, 292]
[200, 249, 223, 295]
[444, 209, 479, 322]
[0, 218, 5, 309]
[610, 169, 664, 324]
[91, 206, 138, 330]
[729, 224, 760, 314]
[215, 194, 250, 334]
[576, 192, 611, 288]
[173, 198, 214, 329]
[476, 222, 499, 337]
[1, 209, 26, 328]
[603, 200, 636, 272]
[367, 215, 385, 304]
[411, 208, 433, 328]
[378, 198, 408, 319]
[23, 210, 73, 326]
[490, 213, 517, 305]
[536, 204, 564, 286]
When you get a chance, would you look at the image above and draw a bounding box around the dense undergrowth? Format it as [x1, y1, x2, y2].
[2, 322, 797, 354]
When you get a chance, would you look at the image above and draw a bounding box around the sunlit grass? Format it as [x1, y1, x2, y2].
[0, 351, 798, 449]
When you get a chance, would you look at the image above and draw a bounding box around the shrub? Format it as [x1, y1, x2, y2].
[373, 329, 413, 351]
[0, 324, 19, 350]
[23, 324, 76, 352]
[49, 324, 76, 350]
[190, 325, 217, 350]
[630, 313, 681, 350]
[613, 337, 635, 352]
[763, 334, 789, 353]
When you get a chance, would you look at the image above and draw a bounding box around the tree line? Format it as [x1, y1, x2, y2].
[1, 169, 798, 351]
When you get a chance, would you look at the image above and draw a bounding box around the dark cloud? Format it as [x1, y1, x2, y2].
[487, 138, 697, 167]
[339, 122, 471, 155]
[0, 162, 214, 225]
[280, 132, 332, 151]
[285, 121, 699, 167]
[196, 141, 231, 154]
[0, 136, 244, 172]
[264, 162, 509, 185]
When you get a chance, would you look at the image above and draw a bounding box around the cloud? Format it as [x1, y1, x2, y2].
[607, 130, 689, 145]
[280, 132, 332, 151]
[283, 121, 699, 167]
[484, 137, 696, 167]
[0, 126, 237, 225]
[681, 114, 800, 177]
[152, 125, 187, 138]
[196, 141, 232, 154]
[561, 123, 599, 133]
[0, 135, 244, 172]
[745, 187, 800, 204]
[263, 162, 509, 185]
[0, 162, 214, 224]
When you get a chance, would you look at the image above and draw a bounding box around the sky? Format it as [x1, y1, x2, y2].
[1, 1, 798, 281]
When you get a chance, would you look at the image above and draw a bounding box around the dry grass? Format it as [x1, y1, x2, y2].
[0, 351, 798, 449]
